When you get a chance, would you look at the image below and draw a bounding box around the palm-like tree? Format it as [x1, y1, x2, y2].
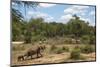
[12, 1, 39, 42]
[12, 8, 23, 22]
[12, 1, 39, 21]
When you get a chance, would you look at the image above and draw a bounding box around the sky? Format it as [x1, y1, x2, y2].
[12, 2, 96, 26]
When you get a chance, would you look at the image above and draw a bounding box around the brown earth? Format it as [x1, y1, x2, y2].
[11, 52, 96, 66]
[11, 43, 96, 66]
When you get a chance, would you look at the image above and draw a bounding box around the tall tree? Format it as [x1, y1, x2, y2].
[12, 1, 39, 42]
[67, 15, 90, 43]
[12, 1, 38, 20]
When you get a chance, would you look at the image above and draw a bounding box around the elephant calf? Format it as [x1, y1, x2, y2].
[17, 55, 25, 61]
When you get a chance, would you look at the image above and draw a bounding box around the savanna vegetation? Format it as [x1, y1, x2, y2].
[11, 1, 96, 66]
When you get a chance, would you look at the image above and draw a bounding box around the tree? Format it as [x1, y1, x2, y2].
[12, 1, 38, 20]
[12, 7, 24, 41]
[67, 15, 90, 43]
[12, 1, 39, 42]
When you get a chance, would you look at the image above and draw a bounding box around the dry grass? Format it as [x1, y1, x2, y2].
[11, 42, 96, 66]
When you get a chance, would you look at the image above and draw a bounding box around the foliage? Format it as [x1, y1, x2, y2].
[89, 35, 96, 44]
[50, 45, 70, 54]
[12, 45, 25, 51]
[12, 1, 39, 20]
[55, 48, 64, 54]
[50, 45, 57, 51]
[81, 35, 90, 44]
[66, 15, 91, 43]
[80, 45, 95, 54]
[62, 46, 69, 52]
[12, 1, 96, 44]
[70, 47, 81, 60]
[81, 35, 96, 44]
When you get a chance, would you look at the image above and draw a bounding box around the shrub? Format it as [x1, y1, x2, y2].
[80, 45, 95, 54]
[64, 38, 71, 44]
[81, 35, 96, 44]
[50, 45, 70, 54]
[55, 48, 63, 54]
[50, 45, 57, 51]
[70, 48, 81, 60]
[62, 46, 69, 52]
[50, 45, 67, 54]
[89, 36, 96, 44]
[55, 46, 69, 54]
[12, 46, 17, 51]
[50, 45, 57, 53]
[12, 45, 25, 51]
[81, 35, 90, 44]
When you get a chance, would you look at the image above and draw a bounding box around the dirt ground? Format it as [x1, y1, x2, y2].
[11, 42, 96, 66]
[11, 52, 96, 66]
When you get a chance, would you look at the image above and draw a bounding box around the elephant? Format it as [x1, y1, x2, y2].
[24, 45, 46, 59]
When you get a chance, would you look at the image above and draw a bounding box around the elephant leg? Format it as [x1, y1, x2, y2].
[40, 52, 43, 57]
[31, 55, 33, 59]
[22, 56, 24, 60]
[37, 53, 39, 58]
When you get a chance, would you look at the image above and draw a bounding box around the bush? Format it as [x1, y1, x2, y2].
[50, 45, 57, 53]
[55, 48, 63, 54]
[89, 36, 96, 44]
[81, 35, 96, 44]
[50, 45, 57, 51]
[70, 48, 81, 60]
[12, 45, 25, 51]
[62, 46, 69, 52]
[80, 45, 95, 54]
[64, 38, 72, 44]
[50, 45, 70, 54]
[55, 46, 69, 54]
[81, 35, 90, 44]
[50, 45, 68, 54]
